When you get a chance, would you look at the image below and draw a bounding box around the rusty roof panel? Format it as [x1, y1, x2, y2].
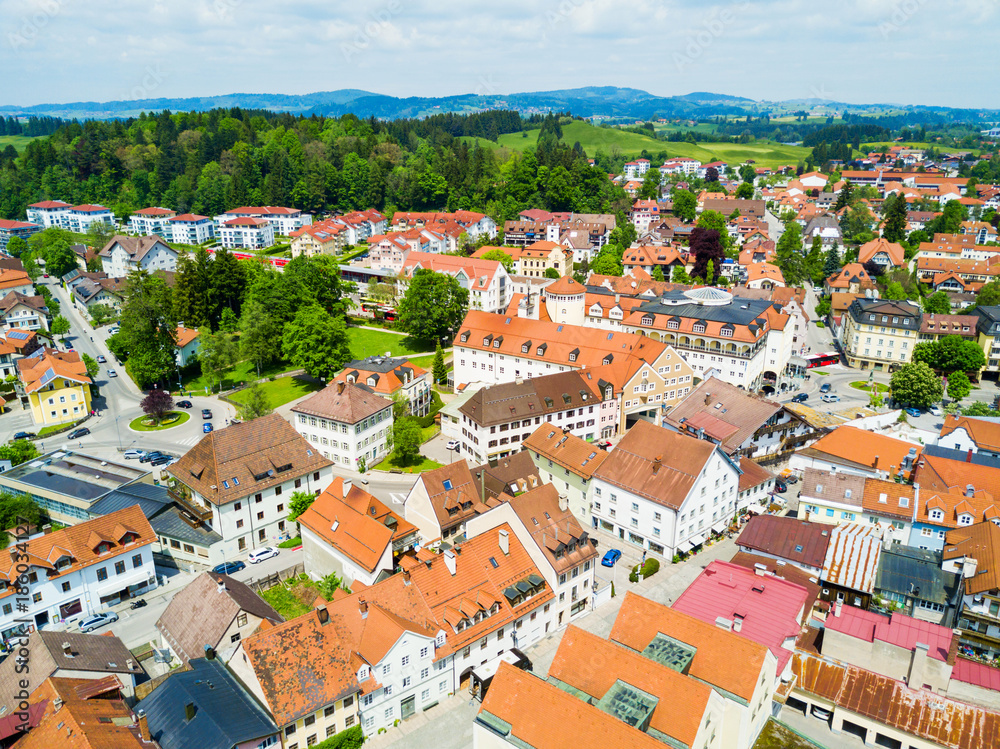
[821, 523, 881, 594]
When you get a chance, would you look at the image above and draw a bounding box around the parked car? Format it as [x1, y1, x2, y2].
[904, 407, 922, 417]
[78, 611, 118, 633]
[201, 409, 213, 419]
[140, 451, 167, 463]
[446, 439, 460, 450]
[791, 393, 808, 403]
[819, 382, 832, 393]
[774, 480, 788, 493]
[601, 549, 622, 567]
[67, 427, 90, 440]
[96, 355, 106, 363]
[821, 394, 840, 403]
[12, 431, 36, 441]
[203, 422, 213, 433]
[107, 326, 119, 335]
[107, 369, 117, 378]
[929, 405, 943, 416]
[149, 455, 174, 467]
[176, 400, 193, 409]
[123, 449, 147, 460]
[248, 546, 279, 564]
[212, 560, 246, 575]
[785, 475, 799, 485]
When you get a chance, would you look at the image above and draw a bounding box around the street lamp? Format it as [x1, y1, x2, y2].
[114, 414, 123, 451]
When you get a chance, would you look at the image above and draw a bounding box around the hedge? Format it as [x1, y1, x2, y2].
[313, 725, 364, 749]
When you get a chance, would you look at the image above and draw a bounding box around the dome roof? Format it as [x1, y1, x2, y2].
[545, 276, 585, 296]
[682, 286, 733, 306]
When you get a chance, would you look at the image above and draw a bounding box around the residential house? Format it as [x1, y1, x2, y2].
[0, 268, 34, 299]
[25, 200, 72, 228]
[128, 206, 176, 235]
[140, 656, 281, 749]
[166, 414, 335, 559]
[623, 158, 651, 178]
[803, 215, 843, 246]
[736, 514, 831, 577]
[874, 544, 960, 625]
[938, 415, 1000, 458]
[402, 459, 504, 545]
[0, 219, 41, 251]
[0, 292, 49, 332]
[919, 313, 977, 345]
[465, 482, 600, 630]
[861, 477, 917, 546]
[962, 221, 999, 245]
[173, 323, 200, 367]
[909, 453, 1000, 550]
[214, 206, 312, 236]
[518, 240, 572, 278]
[842, 298, 923, 371]
[333, 355, 432, 416]
[797, 468, 867, 525]
[167, 213, 215, 244]
[0, 506, 157, 642]
[970, 305, 1000, 374]
[331, 209, 387, 244]
[630, 199, 660, 232]
[61, 204, 116, 234]
[0, 329, 39, 379]
[522, 425, 609, 526]
[218, 217, 275, 250]
[390, 210, 496, 239]
[610, 592, 777, 749]
[155, 571, 283, 665]
[0, 631, 146, 713]
[16, 347, 92, 427]
[673, 559, 812, 679]
[589, 420, 743, 557]
[824, 263, 878, 295]
[400, 252, 511, 313]
[745, 262, 785, 289]
[738, 457, 777, 509]
[99, 235, 178, 278]
[660, 157, 701, 176]
[859, 237, 906, 270]
[71, 276, 126, 318]
[291, 381, 394, 471]
[942, 521, 1000, 661]
[299, 476, 419, 587]
[819, 523, 883, 609]
[790, 425, 921, 480]
[290, 221, 348, 257]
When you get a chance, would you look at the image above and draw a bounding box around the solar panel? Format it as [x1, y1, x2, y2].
[38, 368, 57, 387]
[7, 330, 28, 340]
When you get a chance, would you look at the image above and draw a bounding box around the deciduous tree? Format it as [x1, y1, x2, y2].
[946, 370, 971, 402]
[281, 304, 353, 381]
[392, 417, 423, 466]
[397, 270, 469, 344]
[923, 291, 951, 315]
[890, 362, 943, 408]
[238, 381, 273, 421]
[140, 389, 174, 424]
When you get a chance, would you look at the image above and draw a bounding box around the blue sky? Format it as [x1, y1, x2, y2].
[2, 0, 997, 108]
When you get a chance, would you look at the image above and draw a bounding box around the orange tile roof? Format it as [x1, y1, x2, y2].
[16, 347, 92, 394]
[549, 625, 711, 747]
[858, 237, 905, 267]
[610, 592, 768, 702]
[173, 325, 199, 348]
[914, 453, 1000, 508]
[522, 424, 609, 480]
[479, 662, 665, 749]
[505, 484, 598, 574]
[943, 522, 1000, 595]
[862, 478, 916, 521]
[940, 415, 1000, 453]
[796, 425, 920, 477]
[0, 268, 34, 290]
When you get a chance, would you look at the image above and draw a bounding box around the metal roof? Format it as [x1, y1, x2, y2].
[150, 506, 223, 547]
[89, 483, 172, 518]
[875, 545, 959, 606]
[821, 524, 882, 594]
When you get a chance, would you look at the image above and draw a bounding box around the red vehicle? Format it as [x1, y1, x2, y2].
[804, 351, 840, 368]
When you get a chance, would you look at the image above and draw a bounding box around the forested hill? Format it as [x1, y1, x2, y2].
[0, 110, 626, 223]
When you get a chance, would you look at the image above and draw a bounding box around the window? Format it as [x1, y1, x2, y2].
[230, 632, 241, 643]
[114, 561, 125, 575]
[237, 612, 248, 627]
[62, 581, 71, 592]
[96, 567, 108, 582]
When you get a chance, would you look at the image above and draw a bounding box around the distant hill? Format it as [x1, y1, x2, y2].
[1, 86, 996, 122]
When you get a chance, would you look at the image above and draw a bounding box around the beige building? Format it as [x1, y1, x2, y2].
[519, 240, 572, 278]
[842, 298, 922, 371]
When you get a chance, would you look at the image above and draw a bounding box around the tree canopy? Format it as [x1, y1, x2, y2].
[397, 270, 469, 343]
[281, 304, 353, 381]
[890, 362, 943, 408]
[911, 335, 986, 375]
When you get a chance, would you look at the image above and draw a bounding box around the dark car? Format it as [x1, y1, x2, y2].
[67, 427, 90, 440]
[791, 393, 808, 403]
[601, 549, 622, 567]
[12, 432, 36, 441]
[774, 480, 788, 493]
[213, 560, 246, 575]
[176, 400, 193, 409]
[139, 451, 167, 463]
[149, 455, 174, 467]
[203, 423, 213, 433]
[596, 440, 613, 449]
[96, 355, 106, 363]
[201, 409, 213, 419]
[819, 382, 832, 393]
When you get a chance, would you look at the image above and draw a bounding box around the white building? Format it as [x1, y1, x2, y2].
[291, 381, 394, 471]
[26, 200, 72, 228]
[218, 217, 275, 250]
[166, 414, 335, 561]
[214, 206, 312, 236]
[99, 235, 179, 278]
[0, 505, 157, 642]
[63, 204, 116, 233]
[590, 419, 743, 558]
[168, 213, 216, 244]
[128, 207, 176, 236]
[400, 252, 512, 314]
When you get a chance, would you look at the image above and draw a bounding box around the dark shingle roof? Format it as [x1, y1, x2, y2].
[736, 514, 832, 569]
[89, 482, 172, 518]
[875, 546, 960, 606]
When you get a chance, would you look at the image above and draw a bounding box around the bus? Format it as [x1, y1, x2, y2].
[804, 351, 840, 368]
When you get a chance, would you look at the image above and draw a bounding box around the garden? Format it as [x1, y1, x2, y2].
[129, 411, 190, 431]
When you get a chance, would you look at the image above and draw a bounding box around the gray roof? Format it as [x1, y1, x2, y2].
[90, 482, 172, 518]
[875, 545, 960, 606]
[344, 354, 411, 374]
[141, 657, 279, 749]
[634, 294, 779, 327]
[922, 444, 1000, 470]
[150, 505, 223, 547]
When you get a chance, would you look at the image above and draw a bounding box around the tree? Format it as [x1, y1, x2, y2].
[5, 236, 27, 258]
[651, 265, 665, 282]
[805, 236, 825, 284]
[976, 282, 1000, 308]
[963, 401, 993, 416]
[671, 189, 697, 222]
[317, 572, 347, 600]
[50, 315, 70, 341]
[85, 221, 114, 256]
[890, 362, 943, 408]
[282, 305, 353, 381]
[43, 240, 78, 278]
[638, 168, 662, 200]
[690, 227, 724, 283]
[947, 370, 971, 402]
[288, 490, 317, 522]
[591, 248, 623, 276]
[219, 307, 238, 333]
[0, 491, 43, 543]
[0, 440, 40, 468]
[392, 417, 423, 466]
[841, 203, 875, 244]
[238, 381, 273, 421]
[432, 341, 448, 385]
[199, 329, 238, 392]
[22, 254, 41, 282]
[885, 281, 907, 300]
[923, 291, 952, 314]
[82, 353, 99, 379]
[140, 389, 175, 424]
[88, 304, 116, 327]
[823, 245, 842, 277]
[239, 298, 282, 377]
[882, 193, 908, 243]
[544, 267, 561, 279]
[696, 210, 734, 254]
[739, 164, 757, 183]
[912, 335, 986, 375]
[479, 248, 514, 273]
[735, 182, 754, 199]
[671, 265, 691, 283]
[704, 166, 719, 183]
[775, 222, 804, 285]
[118, 271, 177, 388]
[397, 270, 469, 344]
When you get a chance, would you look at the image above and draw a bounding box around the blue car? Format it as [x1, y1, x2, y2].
[904, 407, 922, 417]
[203, 422, 214, 433]
[212, 560, 246, 575]
[601, 549, 622, 568]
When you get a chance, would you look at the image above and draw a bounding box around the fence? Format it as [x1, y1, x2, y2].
[244, 562, 306, 594]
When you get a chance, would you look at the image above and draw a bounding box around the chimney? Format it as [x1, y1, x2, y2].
[317, 605, 329, 624]
[652, 456, 662, 475]
[359, 598, 368, 618]
[834, 601, 843, 618]
[127, 659, 134, 671]
[872, 455, 879, 469]
[732, 615, 744, 633]
[53, 698, 63, 711]
[967, 449, 973, 464]
[343, 478, 353, 497]
[966, 484, 975, 497]
[444, 549, 457, 576]
[947, 629, 962, 666]
[217, 580, 226, 594]
[184, 703, 197, 722]
[402, 568, 411, 585]
[137, 710, 151, 742]
[62, 642, 72, 657]
[908, 642, 929, 689]
[336, 381, 346, 395]
[714, 616, 732, 631]
[558, 493, 569, 512]
[499, 529, 509, 556]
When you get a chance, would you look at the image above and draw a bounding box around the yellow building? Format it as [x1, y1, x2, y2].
[17, 348, 93, 426]
[842, 298, 922, 372]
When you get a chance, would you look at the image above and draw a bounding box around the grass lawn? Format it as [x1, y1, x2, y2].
[129, 411, 191, 431]
[376, 451, 443, 474]
[0, 135, 41, 153]
[409, 353, 437, 370]
[180, 359, 299, 393]
[752, 719, 822, 749]
[347, 326, 434, 359]
[850, 381, 889, 393]
[259, 579, 318, 620]
[37, 420, 85, 438]
[278, 536, 301, 549]
[228, 375, 323, 409]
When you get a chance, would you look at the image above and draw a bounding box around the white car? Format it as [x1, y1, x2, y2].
[248, 546, 279, 564]
[929, 405, 942, 416]
[446, 439, 460, 450]
[123, 449, 147, 460]
[107, 369, 118, 378]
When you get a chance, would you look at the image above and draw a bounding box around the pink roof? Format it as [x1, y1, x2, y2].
[132, 207, 175, 216]
[28, 200, 71, 209]
[519, 209, 554, 222]
[169, 213, 210, 222]
[952, 657, 1000, 691]
[227, 206, 299, 215]
[826, 607, 954, 662]
[224, 217, 269, 227]
[71, 204, 109, 212]
[672, 560, 809, 674]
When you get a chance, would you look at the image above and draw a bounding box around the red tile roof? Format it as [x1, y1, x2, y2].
[826, 606, 954, 662]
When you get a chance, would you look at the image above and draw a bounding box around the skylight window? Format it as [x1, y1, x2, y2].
[794, 545, 803, 553]
[443, 479, 453, 490]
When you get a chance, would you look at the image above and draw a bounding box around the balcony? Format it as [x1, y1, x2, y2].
[167, 482, 214, 524]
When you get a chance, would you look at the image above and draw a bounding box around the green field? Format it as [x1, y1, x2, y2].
[347, 327, 434, 359]
[0, 135, 40, 153]
[463, 121, 811, 168]
[228, 376, 323, 409]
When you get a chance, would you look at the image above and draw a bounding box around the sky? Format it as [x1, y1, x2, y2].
[2, 0, 998, 109]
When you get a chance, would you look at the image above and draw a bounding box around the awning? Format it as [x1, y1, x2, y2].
[682, 534, 706, 550]
[711, 519, 729, 534]
[471, 649, 528, 684]
[746, 504, 766, 515]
